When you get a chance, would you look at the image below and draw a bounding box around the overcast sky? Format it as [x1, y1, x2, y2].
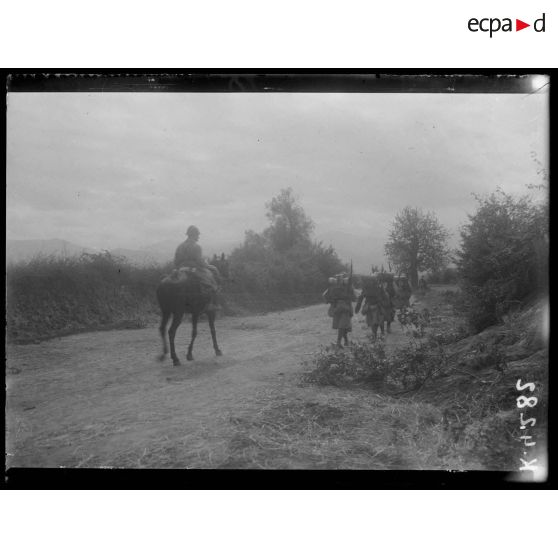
[6, 90, 548, 272]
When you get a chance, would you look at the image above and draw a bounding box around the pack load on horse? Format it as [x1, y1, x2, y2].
[157, 226, 223, 366]
[355, 274, 392, 340]
[323, 271, 356, 347]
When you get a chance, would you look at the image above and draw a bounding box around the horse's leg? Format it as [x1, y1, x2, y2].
[386, 318, 392, 334]
[168, 311, 184, 366]
[207, 310, 222, 356]
[187, 312, 198, 361]
[158, 308, 171, 361]
[371, 324, 378, 341]
[343, 330, 349, 346]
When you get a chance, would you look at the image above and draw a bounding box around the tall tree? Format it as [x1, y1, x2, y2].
[264, 188, 314, 251]
[384, 207, 450, 288]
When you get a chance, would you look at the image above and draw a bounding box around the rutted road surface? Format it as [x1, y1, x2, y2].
[6, 303, 416, 469]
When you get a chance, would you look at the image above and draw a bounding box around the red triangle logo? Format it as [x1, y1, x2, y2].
[516, 19, 530, 31]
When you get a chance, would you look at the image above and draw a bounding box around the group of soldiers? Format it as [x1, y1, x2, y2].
[323, 270, 412, 347]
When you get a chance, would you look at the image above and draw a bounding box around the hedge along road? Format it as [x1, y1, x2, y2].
[6, 299, 417, 469]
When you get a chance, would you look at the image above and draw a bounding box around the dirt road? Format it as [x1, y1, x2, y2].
[7, 300, 432, 469]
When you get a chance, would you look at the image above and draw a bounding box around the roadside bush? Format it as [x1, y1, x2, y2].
[226, 237, 345, 312]
[387, 338, 447, 390]
[308, 337, 447, 392]
[456, 189, 548, 332]
[397, 305, 431, 337]
[6, 252, 165, 343]
[308, 341, 390, 387]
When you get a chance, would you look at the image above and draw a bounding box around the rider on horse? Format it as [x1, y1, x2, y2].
[174, 225, 220, 310]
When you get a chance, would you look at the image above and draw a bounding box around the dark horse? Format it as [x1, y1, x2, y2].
[157, 273, 222, 366]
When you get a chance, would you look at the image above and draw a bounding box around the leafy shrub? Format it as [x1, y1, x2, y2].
[6, 252, 164, 342]
[308, 337, 447, 392]
[397, 305, 431, 337]
[226, 235, 345, 312]
[386, 338, 447, 390]
[456, 189, 548, 332]
[308, 341, 390, 387]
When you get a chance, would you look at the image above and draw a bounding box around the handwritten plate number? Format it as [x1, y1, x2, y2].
[519, 458, 538, 472]
[519, 413, 536, 429]
[516, 379, 536, 392]
[517, 395, 538, 408]
[519, 435, 536, 447]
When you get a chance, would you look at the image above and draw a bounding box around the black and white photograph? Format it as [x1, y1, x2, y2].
[5, 74, 550, 480]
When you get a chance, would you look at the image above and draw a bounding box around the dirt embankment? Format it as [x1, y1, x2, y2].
[6, 286, 548, 470]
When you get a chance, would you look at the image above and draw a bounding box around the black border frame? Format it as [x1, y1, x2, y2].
[2, 70, 554, 490]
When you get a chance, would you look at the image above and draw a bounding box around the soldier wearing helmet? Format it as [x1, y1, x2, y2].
[175, 225, 205, 269]
[323, 273, 356, 348]
[174, 225, 220, 309]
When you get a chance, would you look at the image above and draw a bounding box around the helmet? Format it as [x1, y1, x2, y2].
[187, 225, 200, 238]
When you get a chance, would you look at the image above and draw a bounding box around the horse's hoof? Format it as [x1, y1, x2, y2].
[173, 359, 181, 367]
[187, 354, 194, 361]
[215, 349, 223, 356]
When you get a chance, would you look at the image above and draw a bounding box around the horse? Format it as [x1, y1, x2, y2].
[157, 271, 222, 366]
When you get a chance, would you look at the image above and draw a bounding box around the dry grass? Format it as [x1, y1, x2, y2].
[219, 386, 454, 470]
